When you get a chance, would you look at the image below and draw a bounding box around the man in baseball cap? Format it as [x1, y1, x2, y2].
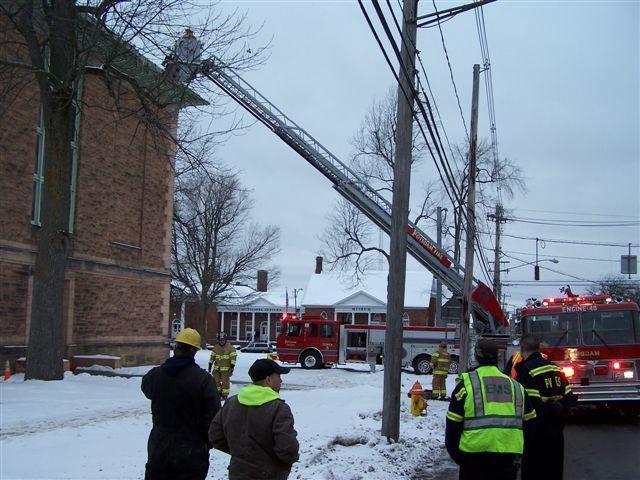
[210, 359, 298, 479]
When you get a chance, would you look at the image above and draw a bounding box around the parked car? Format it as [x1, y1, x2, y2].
[240, 342, 275, 353]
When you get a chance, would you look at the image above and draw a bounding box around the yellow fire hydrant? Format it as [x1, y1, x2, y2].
[408, 380, 429, 416]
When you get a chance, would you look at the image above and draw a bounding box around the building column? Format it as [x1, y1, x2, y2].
[221, 311, 225, 334]
[367, 312, 371, 325]
[267, 313, 271, 341]
[236, 311, 240, 341]
[252, 312, 255, 341]
[334, 310, 337, 321]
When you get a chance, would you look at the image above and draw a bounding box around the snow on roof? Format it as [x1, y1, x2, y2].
[301, 269, 433, 308]
[218, 286, 292, 308]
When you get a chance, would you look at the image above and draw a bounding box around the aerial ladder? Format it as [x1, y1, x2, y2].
[165, 41, 507, 332]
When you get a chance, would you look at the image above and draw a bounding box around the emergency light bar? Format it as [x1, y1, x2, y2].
[539, 295, 624, 307]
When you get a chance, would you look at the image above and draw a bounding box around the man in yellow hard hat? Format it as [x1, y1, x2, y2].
[142, 328, 221, 480]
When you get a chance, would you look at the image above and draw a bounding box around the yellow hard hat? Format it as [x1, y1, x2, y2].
[175, 328, 201, 349]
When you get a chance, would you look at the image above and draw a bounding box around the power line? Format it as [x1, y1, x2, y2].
[507, 217, 640, 228]
[498, 232, 640, 248]
[361, 1, 494, 285]
[512, 207, 639, 219]
[431, 0, 469, 142]
[503, 250, 619, 263]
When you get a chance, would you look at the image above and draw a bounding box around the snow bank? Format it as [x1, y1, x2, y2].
[1, 351, 457, 479]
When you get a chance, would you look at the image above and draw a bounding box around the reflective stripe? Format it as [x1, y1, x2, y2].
[447, 411, 464, 422]
[215, 366, 231, 372]
[511, 379, 523, 417]
[469, 371, 485, 417]
[526, 388, 540, 398]
[464, 415, 523, 430]
[565, 385, 572, 395]
[434, 370, 449, 375]
[541, 395, 564, 403]
[529, 364, 560, 377]
[455, 387, 467, 401]
[218, 354, 230, 359]
[523, 410, 537, 421]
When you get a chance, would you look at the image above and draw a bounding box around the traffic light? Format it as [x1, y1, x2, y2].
[534, 265, 540, 281]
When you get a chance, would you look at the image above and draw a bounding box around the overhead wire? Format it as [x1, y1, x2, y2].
[361, 1, 496, 285]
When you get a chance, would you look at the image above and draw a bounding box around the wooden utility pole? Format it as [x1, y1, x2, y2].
[382, 0, 418, 442]
[459, 64, 480, 373]
[490, 203, 504, 301]
[436, 206, 444, 325]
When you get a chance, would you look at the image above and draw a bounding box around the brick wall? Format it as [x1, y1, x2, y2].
[0, 19, 178, 366]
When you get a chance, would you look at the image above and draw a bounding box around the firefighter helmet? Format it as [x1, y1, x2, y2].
[175, 328, 201, 349]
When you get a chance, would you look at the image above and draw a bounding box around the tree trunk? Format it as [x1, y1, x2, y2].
[25, 2, 77, 380]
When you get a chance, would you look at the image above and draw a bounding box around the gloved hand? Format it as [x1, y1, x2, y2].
[229, 367, 235, 376]
[548, 401, 564, 417]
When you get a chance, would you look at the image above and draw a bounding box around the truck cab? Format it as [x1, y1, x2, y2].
[276, 315, 339, 368]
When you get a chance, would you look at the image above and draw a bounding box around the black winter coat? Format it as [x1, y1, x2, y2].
[142, 355, 221, 479]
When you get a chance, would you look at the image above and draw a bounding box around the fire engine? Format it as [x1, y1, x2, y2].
[276, 314, 460, 375]
[519, 292, 640, 414]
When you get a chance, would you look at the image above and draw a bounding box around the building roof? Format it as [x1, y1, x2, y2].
[301, 270, 434, 308]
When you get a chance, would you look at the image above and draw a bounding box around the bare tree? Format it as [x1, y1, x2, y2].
[172, 167, 280, 346]
[0, 1, 266, 379]
[444, 140, 527, 263]
[587, 276, 640, 304]
[319, 90, 432, 280]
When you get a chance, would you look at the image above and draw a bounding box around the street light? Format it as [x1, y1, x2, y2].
[500, 258, 559, 279]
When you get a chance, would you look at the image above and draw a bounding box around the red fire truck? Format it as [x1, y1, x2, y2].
[519, 293, 640, 414]
[276, 314, 459, 375]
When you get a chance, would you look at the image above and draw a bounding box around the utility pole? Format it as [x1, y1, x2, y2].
[382, 0, 418, 442]
[488, 204, 506, 303]
[436, 207, 444, 326]
[459, 64, 480, 373]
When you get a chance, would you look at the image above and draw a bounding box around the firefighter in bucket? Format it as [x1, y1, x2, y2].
[208, 332, 237, 400]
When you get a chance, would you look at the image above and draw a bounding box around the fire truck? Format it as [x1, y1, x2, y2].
[276, 314, 459, 374]
[519, 292, 640, 414]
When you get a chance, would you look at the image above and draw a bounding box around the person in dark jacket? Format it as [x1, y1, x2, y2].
[209, 358, 299, 480]
[515, 334, 576, 480]
[142, 328, 221, 480]
[445, 339, 537, 480]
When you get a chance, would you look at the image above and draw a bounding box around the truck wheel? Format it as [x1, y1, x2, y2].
[413, 355, 432, 375]
[300, 350, 321, 369]
[448, 356, 459, 375]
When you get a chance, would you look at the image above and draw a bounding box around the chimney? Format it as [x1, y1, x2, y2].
[257, 270, 268, 292]
[315, 256, 323, 274]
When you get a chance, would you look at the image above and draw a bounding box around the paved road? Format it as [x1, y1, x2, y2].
[423, 415, 640, 480]
[565, 416, 640, 480]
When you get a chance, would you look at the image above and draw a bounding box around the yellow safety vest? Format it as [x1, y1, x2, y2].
[459, 366, 528, 454]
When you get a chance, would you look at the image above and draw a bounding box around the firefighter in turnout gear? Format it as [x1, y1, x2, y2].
[515, 334, 576, 480]
[208, 332, 237, 400]
[430, 340, 452, 400]
[445, 339, 537, 480]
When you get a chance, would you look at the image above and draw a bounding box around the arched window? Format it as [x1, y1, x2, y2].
[402, 312, 410, 326]
[171, 318, 183, 338]
[321, 311, 328, 320]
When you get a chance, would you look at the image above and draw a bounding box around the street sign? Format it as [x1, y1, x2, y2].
[621, 255, 637, 275]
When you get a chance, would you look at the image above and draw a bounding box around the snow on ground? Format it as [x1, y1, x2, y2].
[1, 351, 457, 480]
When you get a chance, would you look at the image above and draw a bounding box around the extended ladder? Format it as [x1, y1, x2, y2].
[200, 58, 506, 330]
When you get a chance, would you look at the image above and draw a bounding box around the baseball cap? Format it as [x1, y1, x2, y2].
[475, 339, 498, 361]
[248, 359, 291, 382]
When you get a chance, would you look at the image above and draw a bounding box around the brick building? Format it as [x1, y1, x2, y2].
[0, 23, 201, 366]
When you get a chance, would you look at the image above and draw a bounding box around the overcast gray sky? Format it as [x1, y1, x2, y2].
[208, 0, 639, 310]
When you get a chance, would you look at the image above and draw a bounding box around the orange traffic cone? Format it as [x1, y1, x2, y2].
[4, 360, 10, 381]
